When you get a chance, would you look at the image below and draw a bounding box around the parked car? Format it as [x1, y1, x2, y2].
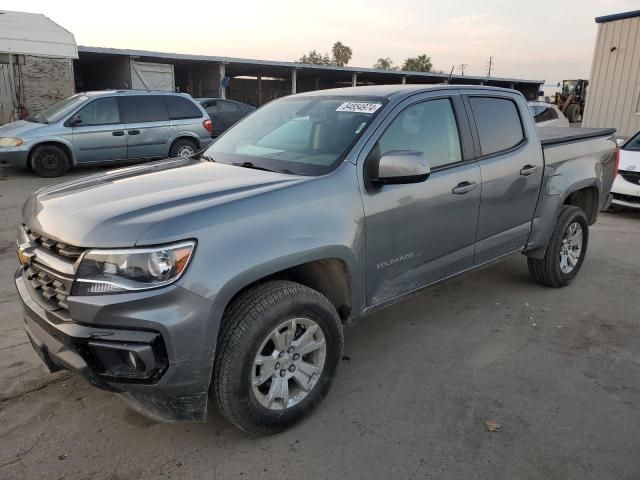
[0, 91, 213, 177]
[198, 98, 255, 136]
[609, 130, 640, 209]
[528, 101, 570, 127]
[15, 85, 617, 434]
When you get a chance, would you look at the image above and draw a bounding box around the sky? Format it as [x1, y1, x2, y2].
[3, 0, 638, 83]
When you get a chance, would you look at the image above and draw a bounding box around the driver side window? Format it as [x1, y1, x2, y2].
[75, 98, 120, 126]
[378, 98, 462, 169]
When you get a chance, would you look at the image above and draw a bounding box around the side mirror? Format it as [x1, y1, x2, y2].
[375, 150, 431, 185]
[615, 137, 626, 146]
[67, 115, 82, 126]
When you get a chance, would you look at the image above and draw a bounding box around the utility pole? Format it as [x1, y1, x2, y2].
[459, 63, 467, 76]
[486, 56, 494, 77]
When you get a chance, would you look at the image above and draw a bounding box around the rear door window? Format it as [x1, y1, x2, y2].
[120, 95, 169, 123]
[165, 96, 202, 119]
[470, 97, 525, 156]
[218, 100, 238, 112]
[75, 97, 120, 125]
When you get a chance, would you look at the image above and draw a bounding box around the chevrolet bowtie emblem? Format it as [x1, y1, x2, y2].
[17, 243, 36, 267]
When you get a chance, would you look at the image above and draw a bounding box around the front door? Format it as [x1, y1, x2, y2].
[464, 94, 544, 264]
[71, 97, 127, 163]
[360, 94, 481, 306]
[119, 95, 171, 159]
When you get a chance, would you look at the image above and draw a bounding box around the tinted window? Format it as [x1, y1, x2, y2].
[121, 95, 168, 123]
[218, 101, 238, 112]
[165, 96, 202, 119]
[470, 97, 524, 155]
[378, 98, 462, 169]
[74, 97, 120, 125]
[531, 105, 558, 123]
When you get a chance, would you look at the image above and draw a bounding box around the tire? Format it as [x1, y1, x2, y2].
[169, 138, 198, 158]
[527, 205, 589, 288]
[30, 145, 70, 177]
[564, 104, 579, 123]
[212, 280, 343, 435]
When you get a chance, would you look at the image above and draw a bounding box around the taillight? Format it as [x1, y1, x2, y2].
[613, 146, 620, 178]
[203, 118, 212, 134]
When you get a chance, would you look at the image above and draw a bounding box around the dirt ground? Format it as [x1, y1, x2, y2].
[1, 166, 639, 480]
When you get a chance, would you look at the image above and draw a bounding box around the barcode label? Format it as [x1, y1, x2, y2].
[336, 102, 382, 114]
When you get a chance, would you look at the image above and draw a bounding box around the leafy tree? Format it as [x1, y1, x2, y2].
[373, 57, 397, 70]
[299, 50, 332, 65]
[402, 54, 433, 72]
[331, 41, 353, 67]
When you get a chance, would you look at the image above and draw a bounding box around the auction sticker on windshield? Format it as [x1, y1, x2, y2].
[336, 102, 382, 114]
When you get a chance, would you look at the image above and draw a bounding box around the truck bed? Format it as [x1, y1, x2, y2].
[538, 127, 617, 147]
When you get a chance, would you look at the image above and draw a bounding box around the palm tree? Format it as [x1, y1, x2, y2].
[402, 54, 433, 72]
[332, 42, 353, 67]
[373, 57, 396, 70]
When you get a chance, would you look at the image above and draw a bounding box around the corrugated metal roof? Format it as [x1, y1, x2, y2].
[595, 10, 640, 24]
[0, 10, 77, 58]
[78, 45, 544, 86]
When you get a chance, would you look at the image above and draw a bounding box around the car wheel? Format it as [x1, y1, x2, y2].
[169, 138, 198, 158]
[527, 205, 589, 288]
[212, 280, 343, 435]
[30, 145, 70, 177]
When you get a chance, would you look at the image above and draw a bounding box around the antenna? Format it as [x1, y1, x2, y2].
[448, 64, 455, 81]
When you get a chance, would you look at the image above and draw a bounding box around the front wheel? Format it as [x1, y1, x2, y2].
[527, 205, 589, 287]
[212, 281, 343, 435]
[30, 145, 70, 177]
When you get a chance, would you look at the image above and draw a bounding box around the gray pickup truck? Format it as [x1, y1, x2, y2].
[14, 85, 618, 434]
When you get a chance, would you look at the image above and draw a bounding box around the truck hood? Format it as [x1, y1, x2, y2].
[22, 158, 308, 247]
[0, 119, 50, 138]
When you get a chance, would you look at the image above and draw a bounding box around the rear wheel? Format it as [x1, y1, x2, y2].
[30, 145, 70, 177]
[169, 138, 198, 158]
[212, 280, 343, 435]
[527, 205, 589, 287]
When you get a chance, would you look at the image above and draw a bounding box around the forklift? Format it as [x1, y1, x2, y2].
[554, 79, 588, 123]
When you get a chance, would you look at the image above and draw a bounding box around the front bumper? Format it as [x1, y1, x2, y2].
[0, 146, 30, 169]
[15, 268, 221, 422]
[611, 173, 640, 209]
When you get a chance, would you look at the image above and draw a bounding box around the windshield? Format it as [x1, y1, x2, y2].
[203, 95, 386, 175]
[33, 95, 88, 124]
[623, 130, 640, 151]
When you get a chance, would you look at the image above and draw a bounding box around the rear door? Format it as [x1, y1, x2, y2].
[70, 97, 127, 163]
[119, 95, 170, 159]
[360, 91, 481, 306]
[464, 93, 544, 264]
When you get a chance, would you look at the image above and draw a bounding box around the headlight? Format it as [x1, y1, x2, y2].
[71, 241, 196, 295]
[0, 137, 23, 147]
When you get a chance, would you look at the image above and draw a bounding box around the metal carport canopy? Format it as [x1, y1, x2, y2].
[78, 46, 543, 87]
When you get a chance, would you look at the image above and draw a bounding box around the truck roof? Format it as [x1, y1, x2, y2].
[297, 84, 521, 100]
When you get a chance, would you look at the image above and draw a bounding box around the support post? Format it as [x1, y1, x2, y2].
[314, 77, 320, 90]
[401, 75, 406, 85]
[257, 74, 263, 106]
[291, 68, 297, 94]
[7, 54, 15, 108]
[218, 63, 226, 99]
[351, 73, 357, 87]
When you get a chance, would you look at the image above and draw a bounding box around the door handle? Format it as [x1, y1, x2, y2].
[520, 165, 538, 176]
[112, 131, 125, 136]
[452, 181, 478, 195]
[128, 130, 140, 135]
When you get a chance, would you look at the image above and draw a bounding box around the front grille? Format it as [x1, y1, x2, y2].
[23, 224, 84, 260]
[620, 170, 640, 185]
[612, 193, 640, 204]
[21, 224, 85, 322]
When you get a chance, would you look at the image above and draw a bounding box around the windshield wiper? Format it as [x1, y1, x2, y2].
[200, 153, 216, 163]
[25, 117, 42, 123]
[233, 161, 276, 173]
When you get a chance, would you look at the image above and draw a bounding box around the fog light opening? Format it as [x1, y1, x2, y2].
[128, 351, 145, 371]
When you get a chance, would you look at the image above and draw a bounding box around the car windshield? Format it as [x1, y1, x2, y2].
[32, 95, 88, 124]
[623, 131, 640, 151]
[203, 95, 386, 175]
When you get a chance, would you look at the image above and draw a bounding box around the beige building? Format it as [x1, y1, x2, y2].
[583, 10, 640, 139]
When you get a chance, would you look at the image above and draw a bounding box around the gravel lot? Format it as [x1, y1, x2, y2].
[1, 166, 639, 480]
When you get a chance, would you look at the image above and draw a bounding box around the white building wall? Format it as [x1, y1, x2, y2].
[583, 15, 640, 138]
